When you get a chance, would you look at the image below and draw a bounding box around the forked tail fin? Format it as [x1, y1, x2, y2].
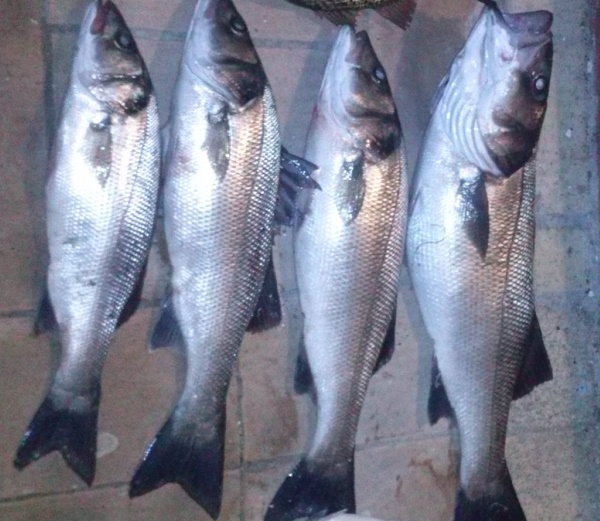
[264, 456, 355, 521]
[455, 467, 527, 521]
[14, 384, 101, 486]
[129, 409, 225, 519]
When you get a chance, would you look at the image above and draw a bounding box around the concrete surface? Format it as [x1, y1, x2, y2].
[0, 0, 599, 520]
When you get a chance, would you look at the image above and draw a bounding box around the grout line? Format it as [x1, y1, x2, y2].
[0, 299, 160, 320]
[0, 422, 589, 504]
[0, 480, 129, 505]
[0, 309, 35, 319]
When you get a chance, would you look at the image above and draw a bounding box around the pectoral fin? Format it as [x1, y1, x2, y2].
[427, 355, 454, 425]
[335, 153, 366, 225]
[456, 176, 489, 258]
[206, 108, 230, 181]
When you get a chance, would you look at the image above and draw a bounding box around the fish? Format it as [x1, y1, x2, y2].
[127, 0, 315, 517]
[406, 2, 553, 520]
[285, 0, 416, 29]
[13, 0, 160, 486]
[265, 26, 408, 521]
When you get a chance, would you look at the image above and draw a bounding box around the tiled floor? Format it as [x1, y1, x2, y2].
[0, 0, 599, 520]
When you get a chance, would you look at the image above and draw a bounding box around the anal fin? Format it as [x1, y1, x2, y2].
[294, 333, 313, 395]
[428, 355, 454, 425]
[116, 259, 148, 329]
[150, 289, 184, 350]
[513, 310, 553, 400]
[247, 253, 282, 333]
[33, 288, 57, 336]
[373, 304, 396, 373]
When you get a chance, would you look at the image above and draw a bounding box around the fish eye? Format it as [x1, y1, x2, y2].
[531, 74, 549, 100]
[230, 15, 247, 35]
[372, 65, 386, 84]
[114, 30, 134, 52]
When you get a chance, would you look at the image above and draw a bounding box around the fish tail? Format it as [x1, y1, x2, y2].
[14, 385, 100, 486]
[129, 410, 225, 520]
[264, 456, 355, 521]
[455, 467, 527, 521]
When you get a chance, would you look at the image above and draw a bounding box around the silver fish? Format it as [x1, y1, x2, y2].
[406, 3, 553, 520]
[14, 0, 160, 485]
[128, 0, 282, 517]
[266, 26, 408, 521]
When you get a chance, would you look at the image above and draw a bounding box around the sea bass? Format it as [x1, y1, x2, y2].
[14, 0, 160, 485]
[266, 26, 407, 521]
[406, 3, 553, 521]
[286, 0, 416, 29]
[128, 0, 283, 516]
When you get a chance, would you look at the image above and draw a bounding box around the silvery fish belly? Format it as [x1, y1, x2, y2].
[14, 0, 159, 486]
[265, 27, 407, 521]
[285, 0, 415, 30]
[406, 3, 553, 521]
[128, 0, 279, 517]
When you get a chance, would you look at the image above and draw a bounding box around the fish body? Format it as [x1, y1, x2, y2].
[129, 0, 280, 517]
[285, 0, 416, 30]
[406, 4, 553, 521]
[14, 0, 159, 485]
[266, 26, 407, 521]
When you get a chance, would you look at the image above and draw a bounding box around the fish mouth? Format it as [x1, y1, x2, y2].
[346, 30, 373, 69]
[334, 25, 357, 69]
[196, 0, 221, 22]
[485, 1, 552, 48]
[90, 0, 113, 35]
[318, 26, 355, 104]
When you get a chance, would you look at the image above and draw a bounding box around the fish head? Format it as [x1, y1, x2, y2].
[476, 3, 553, 175]
[76, 0, 151, 114]
[184, 0, 266, 109]
[320, 26, 401, 161]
